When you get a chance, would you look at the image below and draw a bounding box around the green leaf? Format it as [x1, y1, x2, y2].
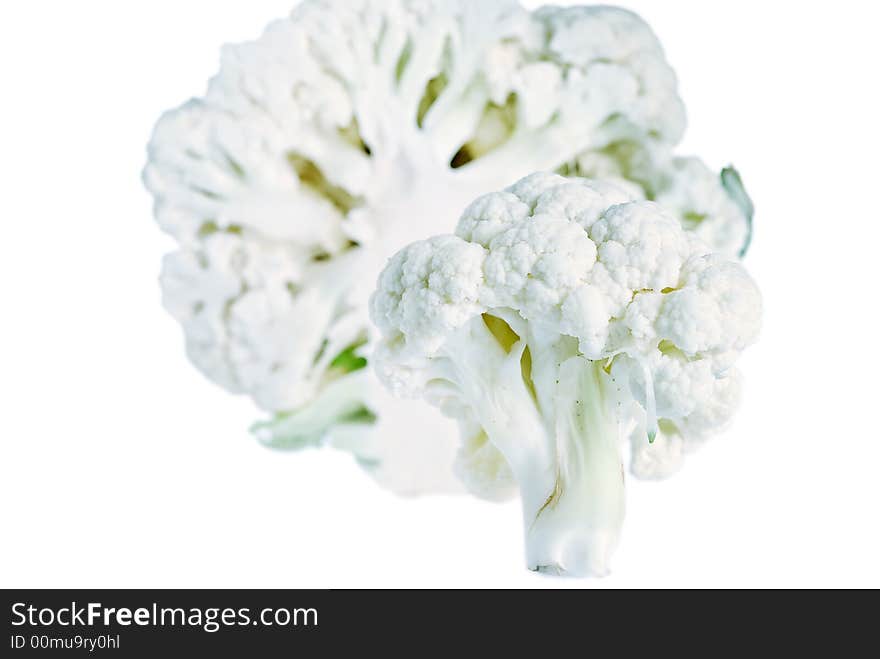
[721, 166, 755, 258]
[338, 406, 377, 425]
[330, 343, 368, 374]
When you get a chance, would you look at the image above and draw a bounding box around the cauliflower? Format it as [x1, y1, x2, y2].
[370, 173, 762, 575]
[571, 144, 754, 259]
[144, 0, 751, 494]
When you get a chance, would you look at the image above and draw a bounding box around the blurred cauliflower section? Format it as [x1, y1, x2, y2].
[144, 0, 751, 494]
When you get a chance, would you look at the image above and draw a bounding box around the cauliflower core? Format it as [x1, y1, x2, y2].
[370, 173, 762, 575]
[144, 0, 752, 493]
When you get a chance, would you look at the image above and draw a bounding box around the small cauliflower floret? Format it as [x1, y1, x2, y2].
[572, 144, 754, 259]
[370, 175, 761, 575]
[161, 230, 366, 412]
[655, 160, 754, 259]
[145, 0, 750, 494]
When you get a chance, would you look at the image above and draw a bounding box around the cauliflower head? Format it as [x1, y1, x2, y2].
[144, 0, 749, 494]
[370, 173, 762, 575]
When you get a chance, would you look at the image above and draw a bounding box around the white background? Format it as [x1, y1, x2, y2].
[1, 0, 878, 589]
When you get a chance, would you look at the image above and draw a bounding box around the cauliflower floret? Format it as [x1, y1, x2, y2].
[370, 174, 762, 575]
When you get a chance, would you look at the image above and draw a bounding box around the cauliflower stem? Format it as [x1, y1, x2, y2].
[427, 312, 624, 575]
[251, 369, 375, 450]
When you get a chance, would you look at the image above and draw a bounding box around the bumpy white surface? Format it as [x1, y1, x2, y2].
[370, 173, 761, 573]
[373, 172, 761, 464]
[144, 0, 743, 493]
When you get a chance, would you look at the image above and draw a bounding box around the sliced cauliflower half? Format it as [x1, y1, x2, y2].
[370, 173, 762, 575]
[144, 0, 749, 494]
